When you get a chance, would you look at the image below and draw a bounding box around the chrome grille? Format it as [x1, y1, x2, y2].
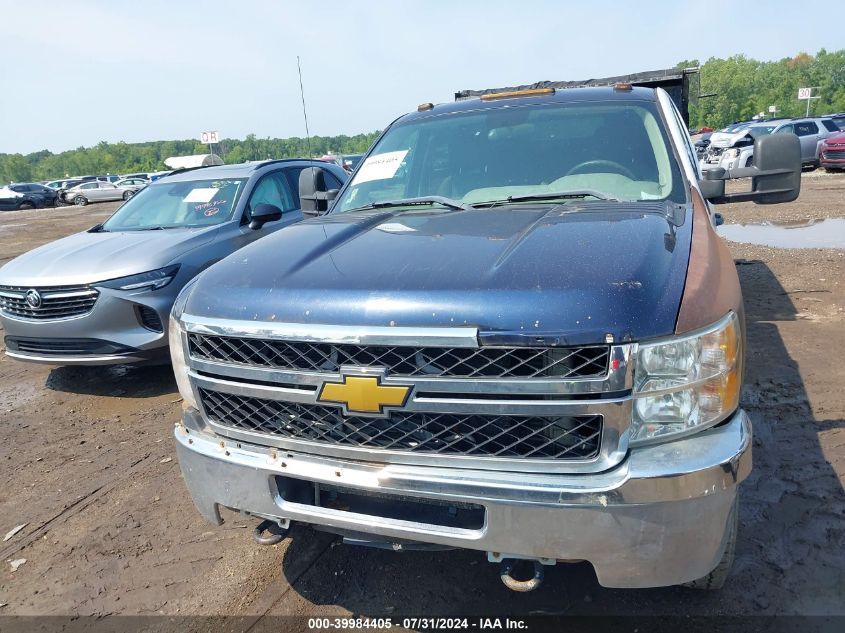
[188, 334, 609, 379]
[0, 285, 99, 320]
[199, 388, 602, 460]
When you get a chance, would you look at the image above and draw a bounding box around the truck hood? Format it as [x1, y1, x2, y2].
[0, 225, 219, 287]
[185, 205, 693, 345]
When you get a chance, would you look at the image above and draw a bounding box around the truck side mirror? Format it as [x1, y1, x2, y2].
[700, 133, 801, 205]
[299, 167, 338, 217]
[249, 203, 282, 230]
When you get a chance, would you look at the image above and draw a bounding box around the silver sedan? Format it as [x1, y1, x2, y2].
[60, 181, 128, 205]
[114, 178, 150, 200]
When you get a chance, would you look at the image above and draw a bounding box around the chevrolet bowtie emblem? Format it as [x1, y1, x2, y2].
[318, 371, 411, 415]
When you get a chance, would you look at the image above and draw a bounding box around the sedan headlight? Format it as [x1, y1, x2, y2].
[99, 264, 180, 291]
[631, 312, 741, 445]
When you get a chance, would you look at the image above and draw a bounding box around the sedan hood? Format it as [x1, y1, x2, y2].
[0, 226, 219, 286]
[186, 205, 692, 345]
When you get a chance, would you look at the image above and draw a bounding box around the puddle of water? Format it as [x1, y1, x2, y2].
[718, 218, 845, 249]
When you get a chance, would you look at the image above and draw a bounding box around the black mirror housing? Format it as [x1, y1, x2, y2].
[699, 133, 801, 205]
[299, 167, 337, 216]
[248, 203, 283, 230]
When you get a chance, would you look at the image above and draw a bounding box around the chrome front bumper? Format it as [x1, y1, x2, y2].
[174, 407, 751, 588]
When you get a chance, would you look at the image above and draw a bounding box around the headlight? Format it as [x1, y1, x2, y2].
[169, 316, 198, 410]
[631, 312, 741, 445]
[168, 279, 199, 410]
[724, 148, 741, 159]
[99, 264, 180, 291]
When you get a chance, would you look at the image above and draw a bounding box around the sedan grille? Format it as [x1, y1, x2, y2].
[199, 388, 602, 460]
[187, 334, 609, 379]
[0, 285, 99, 320]
[823, 150, 845, 160]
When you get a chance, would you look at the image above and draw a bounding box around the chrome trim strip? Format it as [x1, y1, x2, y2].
[191, 369, 626, 414]
[181, 315, 480, 348]
[5, 350, 141, 364]
[0, 311, 94, 323]
[41, 290, 98, 299]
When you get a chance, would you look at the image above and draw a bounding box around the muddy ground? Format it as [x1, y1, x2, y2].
[0, 175, 843, 625]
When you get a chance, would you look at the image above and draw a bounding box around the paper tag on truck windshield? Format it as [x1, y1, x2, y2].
[352, 150, 408, 185]
[183, 188, 218, 203]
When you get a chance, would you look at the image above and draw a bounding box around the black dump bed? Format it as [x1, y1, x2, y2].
[456, 67, 698, 125]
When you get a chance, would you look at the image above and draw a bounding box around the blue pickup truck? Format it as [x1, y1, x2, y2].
[169, 84, 801, 591]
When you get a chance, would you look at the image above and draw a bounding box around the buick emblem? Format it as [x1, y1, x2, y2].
[25, 289, 42, 309]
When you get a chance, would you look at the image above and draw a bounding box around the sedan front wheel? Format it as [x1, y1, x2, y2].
[73, 196, 88, 206]
[122, 190, 134, 200]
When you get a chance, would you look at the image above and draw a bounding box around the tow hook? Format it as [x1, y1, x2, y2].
[252, 519, 289, 546]
[499, 558, 544, 592]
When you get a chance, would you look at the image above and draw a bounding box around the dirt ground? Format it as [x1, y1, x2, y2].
[0, 175, 844, 624]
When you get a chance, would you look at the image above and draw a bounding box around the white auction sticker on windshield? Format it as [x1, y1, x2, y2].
[184, 188, 218, 203]
[352, 150, 408, 185]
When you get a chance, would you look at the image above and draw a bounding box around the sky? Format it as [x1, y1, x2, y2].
[1, 0, 840, 155]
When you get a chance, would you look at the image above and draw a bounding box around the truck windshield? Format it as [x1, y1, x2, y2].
[333, 100, 683, 213]
[102, 178, 246, 231]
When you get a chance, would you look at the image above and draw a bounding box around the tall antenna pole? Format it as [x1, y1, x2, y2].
[297, 56, 312, 158]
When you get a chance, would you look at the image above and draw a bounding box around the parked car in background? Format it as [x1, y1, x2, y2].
[122, 172, 151, 180]
[827, 113, 845, 131]
[1, 186, 35, 211]
[694, 132, 712, 159]
[114, 178, 150, 199]
[0, 159, 347, 366]
[59, 181, 127, 205]
[772, 117, 840, 167]
[340, 153, 364, 173]
[819, 131, 845, 172]
[0, 183, 57, 210]
[45, 179, 82, 190]
[701, 122, 780, 171]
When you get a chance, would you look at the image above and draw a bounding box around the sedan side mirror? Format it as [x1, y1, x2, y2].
[299, 167, 338, 217]
[700, 133, 801, 205]
[249, 203, 283, 230]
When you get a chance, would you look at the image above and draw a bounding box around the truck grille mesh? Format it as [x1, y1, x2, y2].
[188, 334, 609, 379]
[198, 388, 602, 460]
[0, 285, 99, 320]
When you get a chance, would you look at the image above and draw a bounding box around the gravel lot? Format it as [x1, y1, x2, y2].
[0, 175, 843, 624]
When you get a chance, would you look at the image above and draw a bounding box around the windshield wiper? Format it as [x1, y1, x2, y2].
[345, 196, 467, 213]
[472, 189, 618, 207]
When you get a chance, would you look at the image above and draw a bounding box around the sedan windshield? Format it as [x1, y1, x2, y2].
[102, 178, 246, 230]
[333, 100, 683, 213]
